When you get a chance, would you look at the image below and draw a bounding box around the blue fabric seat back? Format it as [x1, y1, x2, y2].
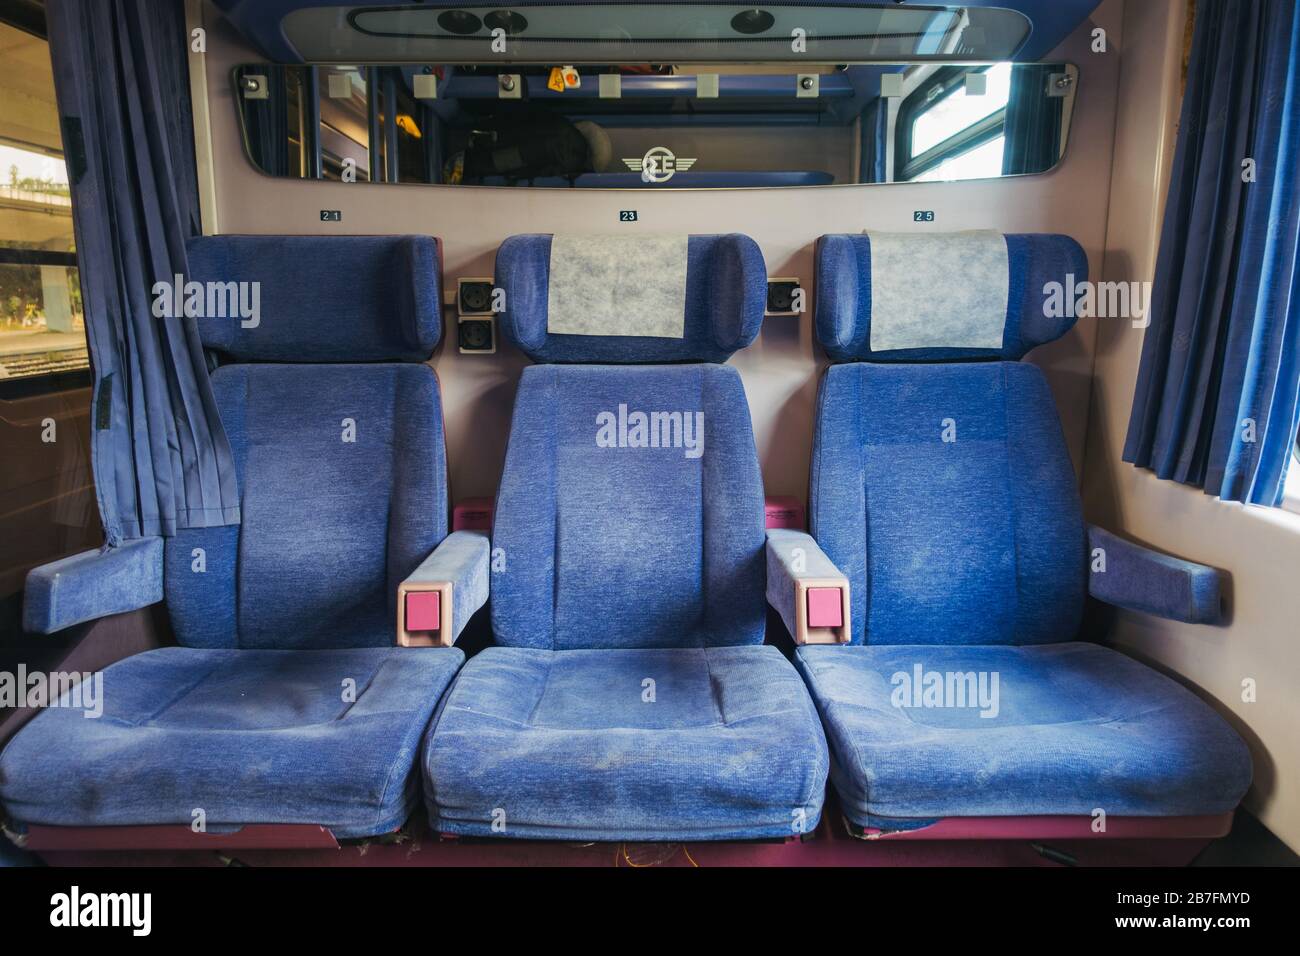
[815, 232, 1085, 363]
[490, 233, 768, 650]
[186, 234, 442, 363]
[813, 362, 1086, 646]
[813, 232, 1089, 646]
[497, 233, 766, 364]
[163, 235, 446, 649]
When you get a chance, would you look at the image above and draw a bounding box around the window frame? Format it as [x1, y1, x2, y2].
[894, 65, 1007, 183]
[0, 244, 89, 397]
[0, 11, 91, 395]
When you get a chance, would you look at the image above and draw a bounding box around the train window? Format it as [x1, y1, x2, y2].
[0, 19, 88, 384]
[898, 64, 1013, 182]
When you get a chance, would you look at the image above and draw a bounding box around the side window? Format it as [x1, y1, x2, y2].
[0, 18, 88, 382]
[0, 12, 100, 633]
[895, 63, 1013, 183]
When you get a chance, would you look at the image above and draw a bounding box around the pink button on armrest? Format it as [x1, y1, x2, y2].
[807, 588, 843, 628]
[405, 591, 441, 632]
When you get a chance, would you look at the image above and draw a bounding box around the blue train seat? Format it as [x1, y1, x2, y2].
[423, 234, 829, 841]
[0, 236, 484, 840]
[783, 232, 1252, 833]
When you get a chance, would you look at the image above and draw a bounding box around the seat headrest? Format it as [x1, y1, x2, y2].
[184, 235, 441, 362]
[815, 232, 1087, 362]
[495, 233, 766, 363]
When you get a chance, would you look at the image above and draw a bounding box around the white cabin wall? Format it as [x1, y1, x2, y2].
[1086, 0, 1300, 852]
[194, 0, 1123, 505]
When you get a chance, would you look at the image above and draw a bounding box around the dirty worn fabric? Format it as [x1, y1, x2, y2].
[0, 646, 463, 838]
[164, 362, 448, 650]
[489, 363, 766, 651]
[796, 642, 1253, 826]
[425, 645, 828, 840]
[810, 360, 1086, 647]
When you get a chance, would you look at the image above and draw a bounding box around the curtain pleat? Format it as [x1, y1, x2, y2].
[245, 65, 290, 177]
[859, 97, 889, 184]
[47, 0, 241, 543]
[1123, 0, 1300, 507]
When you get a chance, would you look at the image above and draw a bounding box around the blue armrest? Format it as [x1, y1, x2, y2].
[398, 531, 490, 646]
[1087, 525, 1223, 625]
[766, 529, 851, 644]
[23, 538, 164, 634]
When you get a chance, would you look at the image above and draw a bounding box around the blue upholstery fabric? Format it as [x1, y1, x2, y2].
[814, 233, 1087, 362]
[425, 646, 828, 840]
[495, 234, 766, 363]
[811, 361, 1086, 646]
[164, 363, 448, 649]
[766, 529, 848, 642]
[796, 642, 1253, 824]
[1087, 526, 1223, 624]
[804, 228, 1250, 824]
[490, 363, 766, 650]
[404, 530, 491, 644]
[428, 281, 830, 839]
[806, 230, 1251, 822]
[4, 233, 462, 837]
[0, 646, 462, 838]
[23, 538, 163, 634]
[186, 235, 442, 362]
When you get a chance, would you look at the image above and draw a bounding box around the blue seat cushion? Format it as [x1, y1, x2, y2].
[0, 645, 463, 839]
[795, 642, 1252, 827]
[425, 646, 829, 841]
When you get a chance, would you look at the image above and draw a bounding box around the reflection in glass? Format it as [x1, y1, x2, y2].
[233, 62, 1076, 189]
[912, 137, 1005, 183]
[911, 63, 1013, 157]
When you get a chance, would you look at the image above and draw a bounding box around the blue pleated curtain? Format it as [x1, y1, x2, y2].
[47, 0, 241, 543]
[1124, 0, 1300, 506]
[1002, 65, 1064, 176]
[243, 65, 290, 177]
[858, 97, 889, 184]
